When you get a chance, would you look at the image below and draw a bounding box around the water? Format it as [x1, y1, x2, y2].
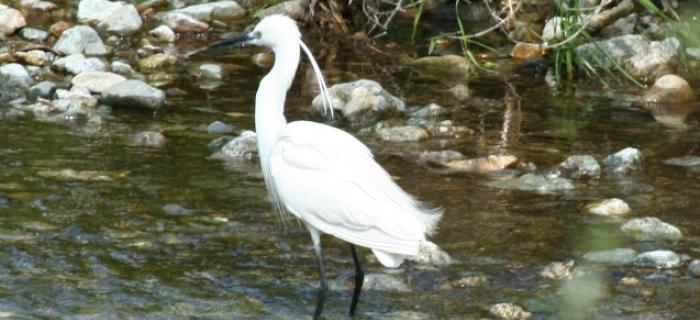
[2, 31, 700, 319]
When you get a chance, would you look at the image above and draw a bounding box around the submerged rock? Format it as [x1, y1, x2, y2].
[0, 5, 26, 38]
[632, 250, 682, 269]
[133, 131, 166, 147]
[621, 217, 682, 241]
[450, 84, 470, 101]
[376, 125, 429, 142]
[489, 303, 532, 320]
[312, 79, 406, 122]
[558, 155, 600, 179]
[71, 71, 126, 93]
[101, 80, 166, 110]
[640, 74, 695, 104]
[583, 248, 637, 265]
[689, 260, 700, 277]
[138, 53, 177, 72]
[406, 241, 452, 266]
[211, 130, 257, 161]
[584, 198, 630, 216]
[443, 155, 517, 173]
[361, 272, 410, 292]
[487, 173, 574, 192]
[37, 169, 128, 181]
[603, 147, 644, 174]
[406, 54, 471, 82]
[198, 64, 222, 80]
[412, 103, 445, 118]
[206, 120, 234, 134]
[77, 0, 143, 34]
[419, 150, 465, 164]
[663, 156, 700, 167]
[540, 260, 574, 280]
[53, 25, 108, 56]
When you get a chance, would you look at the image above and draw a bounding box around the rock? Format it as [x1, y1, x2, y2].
[406, 54, 471, 82]
[361, 273, 410, 292]
[17, 0, 57, 11]
[312, 79, 405, 122]
[27, 81, 58, 100]
[0, 5, 26, 38]
[252, 52, 274, 67]
[487, 173, 574, 192]
[71, 71, 126, 93]
[133, 131, 166, 147]
[405, 241, 452, 266]
[450, 84, 470, 101]
[376, 125, 429, 142]
[53, 26, 108, 56]
[689, 260, 700, 277]
[542, 16, 565, 43]
[175, 1, 245, 22]
[162, 12, 209, 33]
[576, 35, 680, 82]
[78, 0, 143, 34]
[663, 156, 700, 167]
[419, 150, 465, 164]
[138, 53, 177, 72]
[632, 250, 682, 269]
[412, 103, 445, 118]
[206, 121, 234, 134]
[20, 27, 49, 41]
[583, 248, 637, 265]
[602, 147, 644, 174]
[198, 64, 222, 80]
[601, 13, 637, 38]
[489, 303, 532, 320]
[640, 74, 695, 104]
[111, 61, 134, 76]
[540, 260, 574, 280]
[443, 155, 517, 173]
[254, 0, 304, 20]
[53, 54, 106, 74]
[424, 120, 471, 138]
[49, 21, 72, 37]
[149, 25, 176, 42]
[558, 155, 601, 179]
[619, 277, 639, 285]
[621, 217, 682, 241]
[36, 168, 128, 181]
[0, 63, 32, 101]
[687, 47, 700, 60]
[511, 42, 544, 61]
[162, 203, 192, 216]
[211, 130, 257, 161]
[584, 198, 630, 216]
[101, 80, 166, 110]
[508, 20, 541, 43]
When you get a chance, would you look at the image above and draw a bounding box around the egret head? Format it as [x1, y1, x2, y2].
[211, 15, 300, 50]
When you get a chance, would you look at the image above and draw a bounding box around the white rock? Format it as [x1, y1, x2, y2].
[149, 25, 176, 43]
[632, 250, 682, 269]
[175, 1, 245, 22]
[53, 26, 108, 56]
[71, 71, 126, 93]
[53, 54, 106, 74]
[198, 64, 222, 80]
[78, 0, 143, 34]
[584, 198, 630, 216]
[621, 217, 682, 241]
[0, 5, 27, 38]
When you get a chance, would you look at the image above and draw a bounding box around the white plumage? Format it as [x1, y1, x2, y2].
[212, 14, 443, 317]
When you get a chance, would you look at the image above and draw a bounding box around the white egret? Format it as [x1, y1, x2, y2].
[211, 15, 443, 318]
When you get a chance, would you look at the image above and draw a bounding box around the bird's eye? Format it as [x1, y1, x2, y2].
[253, 31, 262, 39]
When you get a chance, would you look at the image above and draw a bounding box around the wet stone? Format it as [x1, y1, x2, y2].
[0, 63, 32, 101]
[406, 241, 452, 266]
[689, 260, 700, 277]
[419, 150, 465, 164]
[132, 131, 166, 147]
[641, 74, 695, 104]
[53, 54, 106, 74]
[443, 155, 517, 173]
[162, 12, 209, 33]
[53, 25, 108, 56]
[632, 250, 682, 269]
[20, 27, 49, 41]
[407, 54, 471, 82]
[603, 147, 644, 174]
[489, 303, 532, 320]
[362, 272, 410, 292]
[450, 84, 470, 101]
[558, 155, 600, 179]
[111, 61, 134, 76]
[211, 130, 257, 161]
[36, 169, 128, 181]
[663, 156, 700, 167]
[621, 217, 682, 241]
[540, 260, 574, 280]
[583, 248, 637, 265]
[376, 125, 429, 142]
[138, 53, 177, 72]
[162, 203, 192, 216]
[584, 198, 630, 216]
[312, 79, 406, 122]
[198, 64, 222, 80]
[206, 121, 234, 134]
[71, 71, 126, 93]
[149, 25, 176, 43]
[487, 173, 574, 192]
[101, 80, 166, 110]
[412, 103, 445, 118]
[0, 5, 26, 38]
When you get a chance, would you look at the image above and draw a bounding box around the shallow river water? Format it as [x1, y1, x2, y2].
[2, 27, 700, 319]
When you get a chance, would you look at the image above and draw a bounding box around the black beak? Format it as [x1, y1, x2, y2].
[209, 32, 254, 48]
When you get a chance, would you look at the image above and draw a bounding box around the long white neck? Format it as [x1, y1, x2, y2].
[255, 39, 300, 169]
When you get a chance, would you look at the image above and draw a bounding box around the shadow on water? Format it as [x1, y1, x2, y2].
[1, 26, 700, 319]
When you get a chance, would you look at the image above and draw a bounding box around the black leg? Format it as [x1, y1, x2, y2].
[349, 244, 364, 317]
[313, 245, 328, 320]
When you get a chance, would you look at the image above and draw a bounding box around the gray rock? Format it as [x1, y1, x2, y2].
[663, 156, 700, 167]
[162, 12, 209, 33]
[419, 150, 465, 164]
[584, 198, 630, 216]
[621, 217, 682, 241]
[111, 61, 134, 76]
[53, 54, 106, 75]
[254, 0, 304, 20]
[78, 0, 142, 34]
[376, 125, 429, 142]
[687, 47, 700, 60]
[603, 147, 644, 174]
[101, 80, 166, 110]
[27, 81, 58, 100]
[53, 26, 108, 56]
[601, 13, 637, 38]
[489, 303, 532, 320]
[450, 84, 470, 101]
[0, 5, 26, 38]
[558, 155, 601, 179]
[71, 71, 126, 93]
[632, 250, 682, 269]
[583, 248, 637, 265]
[175, 1, 245, 22]
[0, 64, 33, 101]
[211, 130, 257, 161]
[162, 203, 192, 216]
[412, 103, 445, 118]
[206, 121, 235, 134]
[406, 241, 452, 266]
[20, 27, 49, 41]
[133, 131, 166, 147]
[576, 35, 680, 81]
[487, 173, 574, 192]
[540, 260, 574, 280]
[542, 16, 565, 43]
[689, 259, 700, 277]
[149, 25, 176, 43]
[198, 64, 222, 80]
[312, 79, 406, 122]
[362, 272, 410, 292]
